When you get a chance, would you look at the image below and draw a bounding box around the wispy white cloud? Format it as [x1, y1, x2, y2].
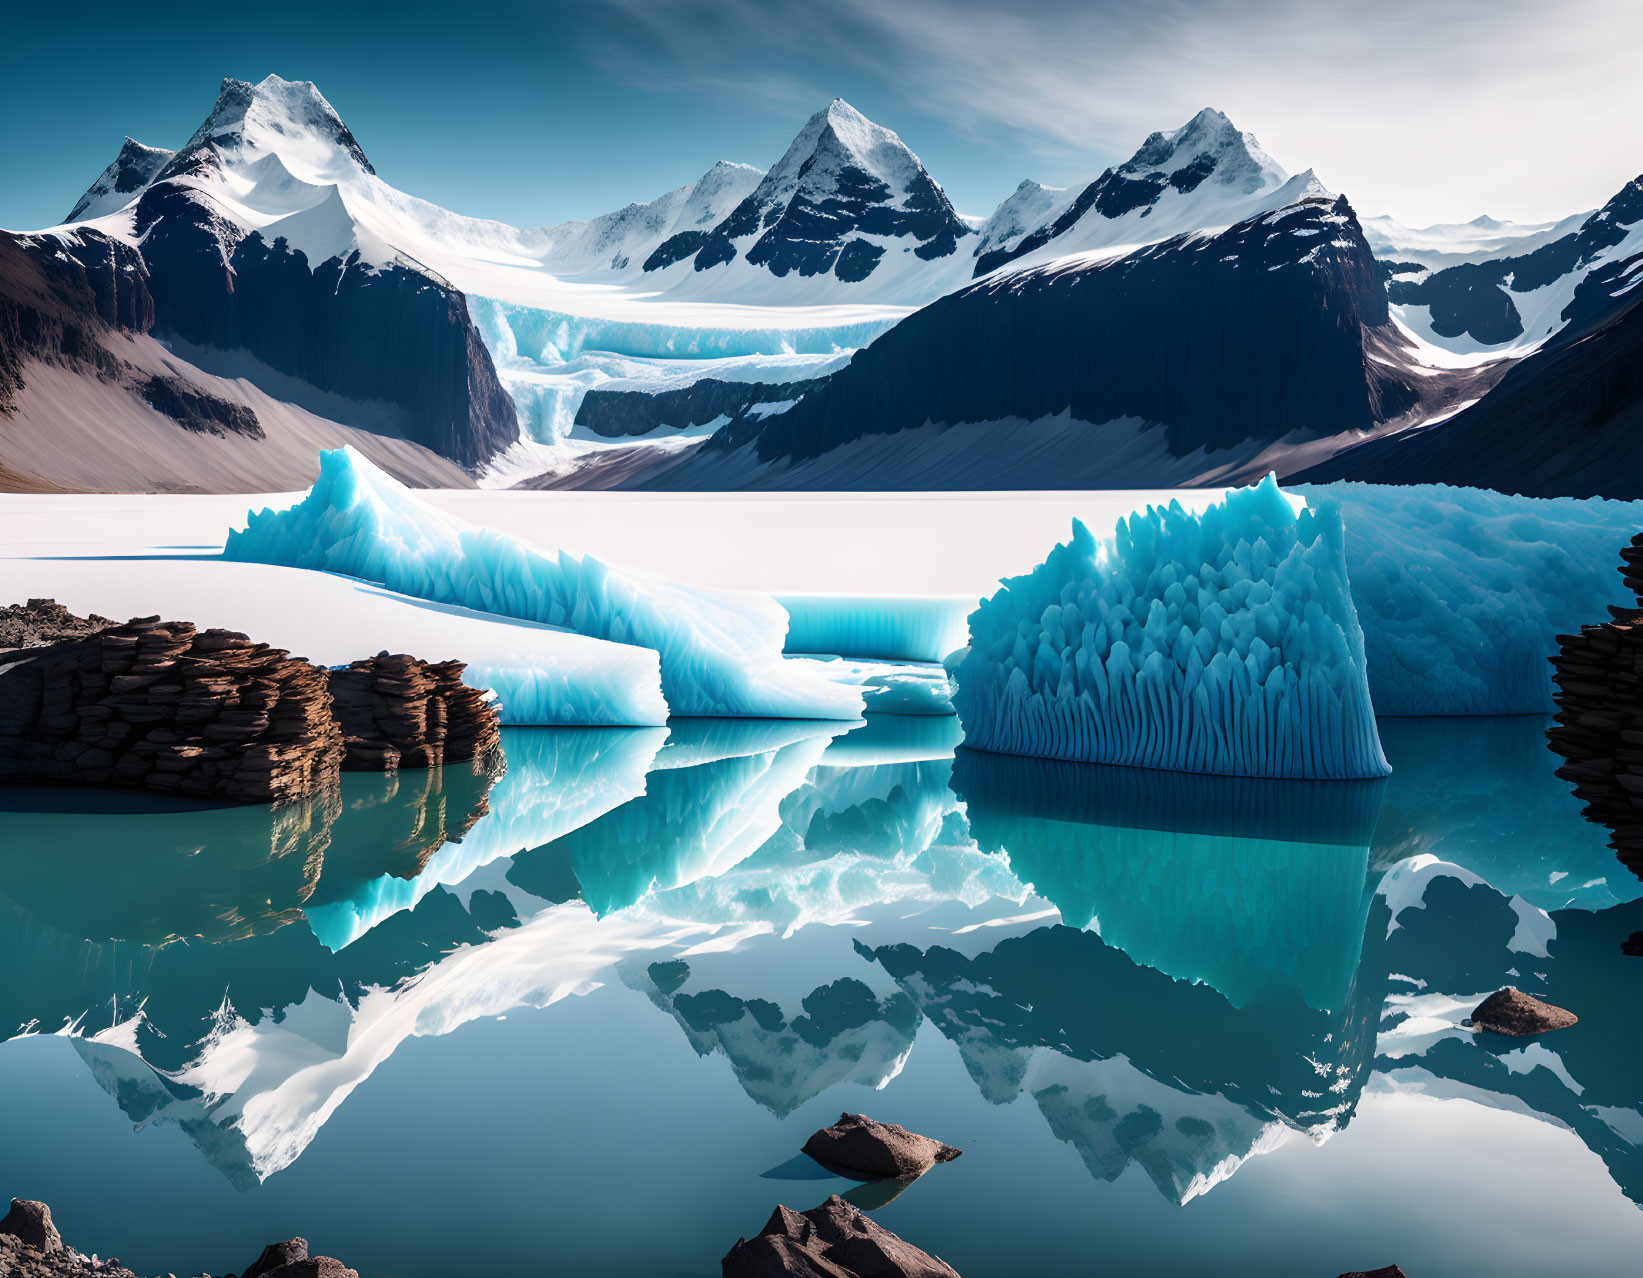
[594, 0, 1643, 224]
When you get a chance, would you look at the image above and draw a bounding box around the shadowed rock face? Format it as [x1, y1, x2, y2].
[723, 1197, 960, 1278]
[703, 196, 1420, 475]
[0, 598, 117, 651]
[127, 183, 518, 469]
[574, 376, 826, 439]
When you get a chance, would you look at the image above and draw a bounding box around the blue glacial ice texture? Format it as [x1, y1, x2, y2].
[469, 298, 888, 444]
[1297, 482, 1643, 715]
[223, 448, 864, 720]
[777, 593, 971, 664]
[951, 475, 1389, 779]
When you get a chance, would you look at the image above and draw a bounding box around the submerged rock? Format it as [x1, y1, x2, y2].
[723, 1197, 959, 1278]
[1339, 1268, 1408, 1278]
[1465, 987, 1578, 1036]
[0, 1199, 63, 1254]
[801, 1113, 962, 1180]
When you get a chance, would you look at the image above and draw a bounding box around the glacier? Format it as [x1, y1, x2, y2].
[951, 476, 1388, 780]
[1298, 482, 1643, 715]
[223, 448, 865, 720]
[470, 299, 886, 445]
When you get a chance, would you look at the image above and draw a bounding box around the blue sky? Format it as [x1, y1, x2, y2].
[4, 0, 1640, 233]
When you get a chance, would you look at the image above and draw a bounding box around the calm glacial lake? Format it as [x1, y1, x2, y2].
[1, 714, 1640, 1277]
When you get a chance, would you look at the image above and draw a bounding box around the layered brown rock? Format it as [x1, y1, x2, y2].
[0, 617, 343, 804]
[0, 598, 116, 652]
[327, 652, 500, 771]
[1548, 531, 1643, 883]
[723, 1197, 959, 1278]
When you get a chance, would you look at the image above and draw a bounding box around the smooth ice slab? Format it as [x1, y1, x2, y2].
[224, 448, 864, 720]
[1298, 482, 1643, 715]
[951, 476, 1389, 779]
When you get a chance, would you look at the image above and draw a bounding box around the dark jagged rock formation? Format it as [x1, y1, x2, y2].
[1339, 1268, 1408, 1278]
[0, 617, 345, 804]
[1296, 276, 1643, 498]
[0, 609, 499, 804]
[138, 374, 262, 438]
[801, 1113, 961, 1180]
[722, 1197, 960, 1278]
[645, 100, 969, 284]
[1547, 535, 1643, 885]
[327, 652, 501, 771]
[574, 376, 824, 439]
[1465, 987, 1578, 1036]
[674, 195, 1448, 488]
[65, 137, 176, 223]
[0, 1201, 357, 1278]
[0, 599, 116, 652]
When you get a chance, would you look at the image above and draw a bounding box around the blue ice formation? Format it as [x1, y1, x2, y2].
[951, 476, 1389, 780]
[1297, 482, 1643, 715]
[778, 593, 970, 663]
[470, 299, 885, 443]
[224, 448, 864, 720]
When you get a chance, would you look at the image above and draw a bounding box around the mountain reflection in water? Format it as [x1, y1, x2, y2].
[0, 713, 1639, 1275]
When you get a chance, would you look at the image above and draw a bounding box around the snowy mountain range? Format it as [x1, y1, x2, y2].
[3, 73, 1642, 494]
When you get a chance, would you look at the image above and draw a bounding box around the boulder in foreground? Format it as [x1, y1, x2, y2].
[0, 1200, 62, 1254]
[801, 1113, 962, 1180]
[723, 1197, 959, 1278]
[1466, 987, 1577, 1036]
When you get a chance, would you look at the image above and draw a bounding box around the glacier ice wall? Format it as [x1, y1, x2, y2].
[224, 448, 864, 720]
[1298, 482, 1643, 715]
[470, 298, 885, 444]
[951, 476, 1388, 779]
[777, 593, 970, 663]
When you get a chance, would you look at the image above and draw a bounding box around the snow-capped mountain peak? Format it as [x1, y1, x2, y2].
[159, 74, 375, 187]
[64, 136, 176, 222]
[1120, 107, 1285, 197]
[972, 107, 1302, 276]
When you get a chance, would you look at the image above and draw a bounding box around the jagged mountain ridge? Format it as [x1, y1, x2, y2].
[633, 193, 1489, 490]
[640, 99, 971, 286]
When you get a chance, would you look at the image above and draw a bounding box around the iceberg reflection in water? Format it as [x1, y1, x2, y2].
[0, 715, 1640, 1276]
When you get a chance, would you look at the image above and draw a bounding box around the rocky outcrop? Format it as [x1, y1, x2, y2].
[328, 652, 501, 771]
[1339, 1268, 1407, 1278]
[574, 376, 824, 440]
[1547, 534, 1643, 883]
[138, 375, 262, 438]
[0, 617, 344, 804]
[801, 1113, 961, 1180]
[0, 599, 115, 652]
[0, 608, 502, 804]
[0, 1202, 356, 1278]
[0, 1200, 62, 1254]
[1465, 987, 1578, 1036]
[722, 1197, 959, 1278]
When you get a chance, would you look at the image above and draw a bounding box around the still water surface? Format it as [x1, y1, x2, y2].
[1, 715, 1639, 1277]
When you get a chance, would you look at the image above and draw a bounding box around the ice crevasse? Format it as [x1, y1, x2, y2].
[224, 448, 864, 720]
[951, 476, 1390, 780]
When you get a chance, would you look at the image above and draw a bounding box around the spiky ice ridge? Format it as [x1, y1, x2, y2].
[951, 476, 1388, 780]
[223, 448, 864, 720]
[1299, 482, 1643, 715]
